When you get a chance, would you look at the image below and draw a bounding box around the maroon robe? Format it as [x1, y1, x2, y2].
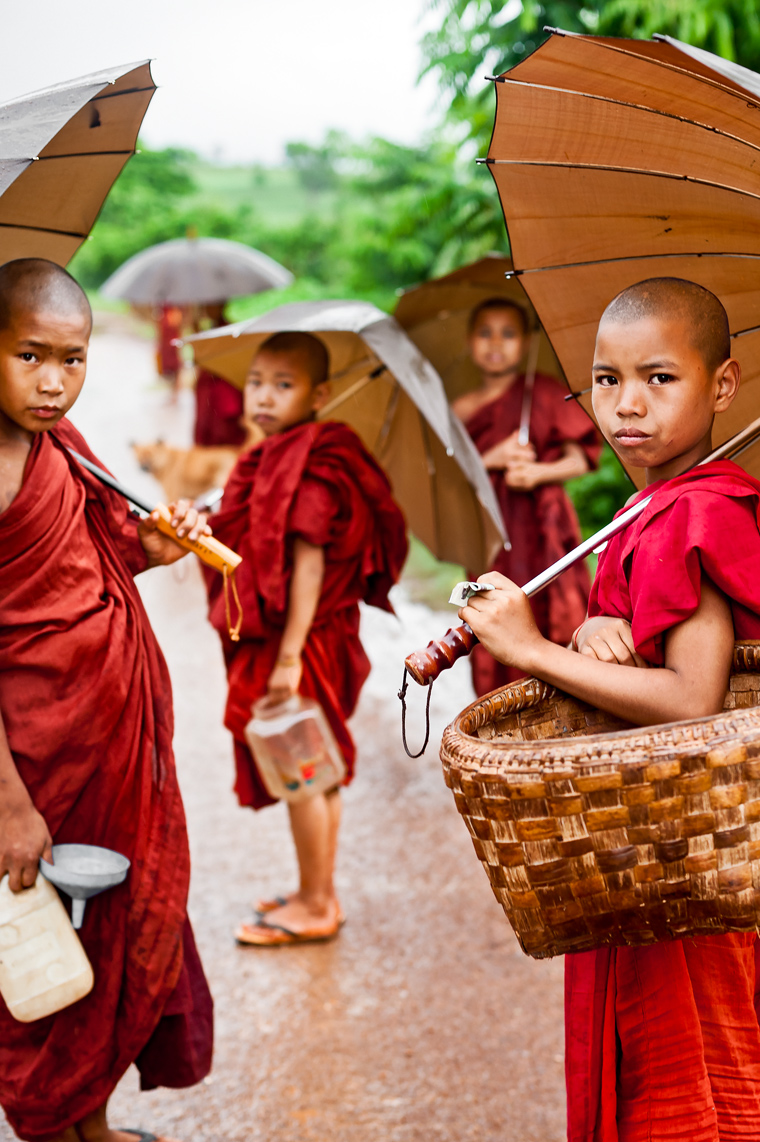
[0, 420, 212, 1141]
[463, 373, 602, 694]
[193, 368, 246, 448]
[567, 461, 760, 1141]
[204, 419, 408, 810]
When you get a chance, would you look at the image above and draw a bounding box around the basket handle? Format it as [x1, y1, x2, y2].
[459, 677, 555, 735]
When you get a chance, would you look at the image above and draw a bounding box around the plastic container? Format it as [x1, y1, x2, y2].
[0, 873, 94, 1022]
[245, 695, 347, 802]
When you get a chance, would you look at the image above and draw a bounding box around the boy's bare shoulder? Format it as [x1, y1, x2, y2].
[452, 390, 493, 422]
[0, 438, 31, 515]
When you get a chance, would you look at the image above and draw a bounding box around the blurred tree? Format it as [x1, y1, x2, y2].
[284, 130, 347, 192]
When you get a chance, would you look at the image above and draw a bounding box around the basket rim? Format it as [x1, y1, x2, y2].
[446, 667, 760, 770]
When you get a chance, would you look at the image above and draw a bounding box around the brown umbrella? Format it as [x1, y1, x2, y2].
[486, 31, 760, 486]
[185, 299, 507, 570]
[1, 61, 155, 266]
[394, 254, 564, 406]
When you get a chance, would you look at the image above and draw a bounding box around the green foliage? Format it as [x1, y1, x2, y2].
[422, 0, 760, 152]
[566, 445, 633, 539]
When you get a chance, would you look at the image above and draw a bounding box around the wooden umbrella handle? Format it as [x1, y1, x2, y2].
[404, 623, 479, 685]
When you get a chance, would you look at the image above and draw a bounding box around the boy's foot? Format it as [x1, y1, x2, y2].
[237, 897, 344, 946]
[253, 893, 291, 915]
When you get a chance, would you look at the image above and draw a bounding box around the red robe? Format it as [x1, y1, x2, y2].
[462, 373, 602, 694]
[193, 368, 246, 448]
[0, 420, 212, 1142]
[567, 460, 760, 1141]
[204, 419, 408, 810]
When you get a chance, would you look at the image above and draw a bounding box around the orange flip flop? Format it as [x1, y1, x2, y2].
[236, 914, 345, 947]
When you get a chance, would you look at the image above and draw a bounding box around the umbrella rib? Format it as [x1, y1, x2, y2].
[90, 85, 157, 101]
[508, 250, 760, 277]
[31, 150, 135, 160]
[319, 370, 383, 418]
[492, 77, 760, 157]
[485, 161, 760, 205]
[0, 221, 87, 238]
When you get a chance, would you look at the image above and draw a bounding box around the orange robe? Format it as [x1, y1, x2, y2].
[0, 420, 212, 1141]
[204, 419, 408, 809]
[463, 373, 602, 694]
[567, 461, 760, 1141]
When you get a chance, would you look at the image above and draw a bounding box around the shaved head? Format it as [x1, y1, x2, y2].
[469, 296, 529, 333]
[257, 331, 329, 386]
[0, 258, 92, 334]
[601, 278, 730, 372]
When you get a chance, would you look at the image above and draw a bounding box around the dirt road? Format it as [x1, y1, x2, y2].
[1, 323, 565, 1142]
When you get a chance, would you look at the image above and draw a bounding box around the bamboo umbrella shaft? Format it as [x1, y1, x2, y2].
[404, 415, 760, 685]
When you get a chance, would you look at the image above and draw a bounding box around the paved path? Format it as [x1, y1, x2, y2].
[1, 323, 565, 1142]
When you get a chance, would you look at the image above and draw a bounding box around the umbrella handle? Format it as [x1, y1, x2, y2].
[404, 623, 479, 685]
[153, 503, 242, 575]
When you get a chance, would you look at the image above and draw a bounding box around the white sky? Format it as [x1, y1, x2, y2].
[0, 0, 442, 164]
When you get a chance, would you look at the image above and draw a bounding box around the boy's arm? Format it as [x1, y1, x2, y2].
[0, 712, 53, 891]
[264, 538, 325, 706]
[461, 573, 734, 726]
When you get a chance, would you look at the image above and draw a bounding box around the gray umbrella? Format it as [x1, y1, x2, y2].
[185, 299, 507, 570]
[101, 236, 294, 305]
[0, 61, 155, 265]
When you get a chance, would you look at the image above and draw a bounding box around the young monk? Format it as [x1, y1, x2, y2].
[453, 298, 602, 694]
[459, 277, 760, 1140]
[0, 259, 213, 1142]
[203, 331, 407, 946]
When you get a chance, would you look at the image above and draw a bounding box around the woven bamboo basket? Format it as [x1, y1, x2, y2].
[440, 643, 760, 959]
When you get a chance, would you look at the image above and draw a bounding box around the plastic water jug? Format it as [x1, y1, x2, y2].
[245, 695, 347, 802]
[0, 873, 93, 1022]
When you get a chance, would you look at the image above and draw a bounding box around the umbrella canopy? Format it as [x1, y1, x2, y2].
[0, 61, 155, 265]
[185, 299, 506, 569]
[486, 31, 760, 487]
[101, 237, 294, 305]
[394, 254, 564, 403]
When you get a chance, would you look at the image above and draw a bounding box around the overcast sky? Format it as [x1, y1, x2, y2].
[0, 0, 442, 164]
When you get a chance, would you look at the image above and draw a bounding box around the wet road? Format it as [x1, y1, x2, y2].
[1, 322, 565, 1142]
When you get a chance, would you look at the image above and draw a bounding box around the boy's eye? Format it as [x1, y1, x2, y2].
[277, 381, 292, 390]
[18, 352, 37, 363]
[65, 356, 83, 366]
[650, 373, 675, 385]
[593, 374, 617, 387]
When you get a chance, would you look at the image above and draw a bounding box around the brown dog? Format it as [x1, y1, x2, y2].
[132, 439, 242, 504]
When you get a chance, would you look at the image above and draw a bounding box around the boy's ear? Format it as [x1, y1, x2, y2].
[311, 381, 331, 414]
[714, 358, 741, 413]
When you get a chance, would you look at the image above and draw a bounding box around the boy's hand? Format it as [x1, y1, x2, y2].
[138, 500, 211, 567]
[458, 572, 544, 669]
[481, 431, 537, 471]
[0, 795, 53, 892]
[262, 658, 303, 708]
[576, 617, 649, 668]
[505, 460, 544, 490]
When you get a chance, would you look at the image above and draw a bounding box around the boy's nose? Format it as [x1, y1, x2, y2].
[38, 365, 65, 393]
[615, 380, 647, 418]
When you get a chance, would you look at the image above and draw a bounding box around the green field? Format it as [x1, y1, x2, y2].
[187, 161, 338, 227]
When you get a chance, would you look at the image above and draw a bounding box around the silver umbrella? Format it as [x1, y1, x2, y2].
[0, 61, 156, 265]
[101, 236, 294, 305]
[185, 300, 507, 570]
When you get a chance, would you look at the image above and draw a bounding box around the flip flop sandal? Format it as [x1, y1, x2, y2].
[254, 894, 289, 915]
[235, 915, 343, 947]
[117, 1132, 158, 1142]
